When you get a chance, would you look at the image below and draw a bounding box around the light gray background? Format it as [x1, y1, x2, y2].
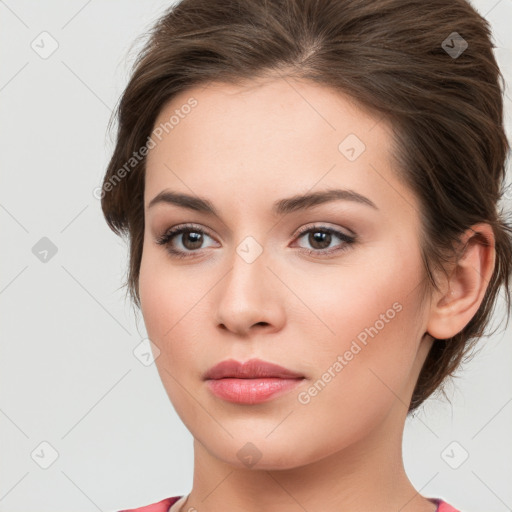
[1, 1, 511, 511]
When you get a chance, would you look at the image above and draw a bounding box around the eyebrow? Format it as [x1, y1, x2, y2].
[147, 188, 378, 215]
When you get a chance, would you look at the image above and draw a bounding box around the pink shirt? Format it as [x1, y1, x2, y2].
[118, 495, 462, 511]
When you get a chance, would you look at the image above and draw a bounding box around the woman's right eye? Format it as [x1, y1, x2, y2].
[156, 224, 218, 259]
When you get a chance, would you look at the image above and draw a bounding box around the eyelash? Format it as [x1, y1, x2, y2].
[155, 223, 357, 260]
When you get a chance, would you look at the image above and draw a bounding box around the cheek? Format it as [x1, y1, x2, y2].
[304, 243, 425, 397]
[292, 293, 423, 458]
[138, 248, 208, 373]
[139, 252, 221, 435]
[303, 245, 422, 347]
[139, 239, 188, 336]
[139, 249, 179, 360]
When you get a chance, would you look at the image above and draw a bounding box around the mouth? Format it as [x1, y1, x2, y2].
[203, 358, 305, 404]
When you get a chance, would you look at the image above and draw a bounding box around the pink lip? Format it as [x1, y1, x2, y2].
[206, 377, 303, 404]
[203, 358, 304, 380]
[203, 358, 305, 404]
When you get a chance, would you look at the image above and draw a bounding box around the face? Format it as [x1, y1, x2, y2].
[139, 77, 433, 470]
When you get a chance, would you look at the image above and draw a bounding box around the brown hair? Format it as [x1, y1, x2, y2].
[100, 0, 512, 414]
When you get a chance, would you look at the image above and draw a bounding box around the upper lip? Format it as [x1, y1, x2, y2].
[203, 358, 304, 380]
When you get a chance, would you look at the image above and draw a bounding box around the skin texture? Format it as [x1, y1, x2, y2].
[139, 77, 495, 512]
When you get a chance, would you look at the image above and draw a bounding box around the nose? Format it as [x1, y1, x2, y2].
[214, 249, 286, 337]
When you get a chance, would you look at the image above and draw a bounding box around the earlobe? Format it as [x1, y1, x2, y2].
[426, 223, 496, 340]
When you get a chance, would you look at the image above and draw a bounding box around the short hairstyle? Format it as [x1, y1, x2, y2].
[100, 0, 512, 414]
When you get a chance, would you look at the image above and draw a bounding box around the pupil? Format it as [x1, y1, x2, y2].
[309, 231, 331, 249]
[183, 231, 203, 249]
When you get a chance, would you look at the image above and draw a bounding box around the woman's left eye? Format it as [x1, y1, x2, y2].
[156, 224, 356, 259]
[292, 225, 356, 256]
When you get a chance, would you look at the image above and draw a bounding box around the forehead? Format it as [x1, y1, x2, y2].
[150, 77, 386, 148]
[144, 78, 415, 217]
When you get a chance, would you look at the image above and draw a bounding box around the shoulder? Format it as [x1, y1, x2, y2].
[437, 499, 463, 512]
[117, 495, 182, 512]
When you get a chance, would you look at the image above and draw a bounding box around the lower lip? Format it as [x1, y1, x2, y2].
[206, 377, 304, 404]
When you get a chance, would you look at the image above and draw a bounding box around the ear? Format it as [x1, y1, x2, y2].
[426, 223, 496, 340]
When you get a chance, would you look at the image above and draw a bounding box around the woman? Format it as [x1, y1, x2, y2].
[100, 0, 512, 510]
